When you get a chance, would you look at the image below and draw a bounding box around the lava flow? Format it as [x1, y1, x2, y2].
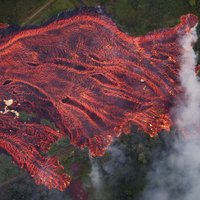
[0, 8, 199, 191]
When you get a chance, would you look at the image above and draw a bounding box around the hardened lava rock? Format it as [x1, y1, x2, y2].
[0, 8, 198, 190]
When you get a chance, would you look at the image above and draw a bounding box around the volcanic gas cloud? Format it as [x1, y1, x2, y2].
[0, 8, 198, 191]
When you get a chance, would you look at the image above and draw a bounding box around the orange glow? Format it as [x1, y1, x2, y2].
[0, 9, 198, 190]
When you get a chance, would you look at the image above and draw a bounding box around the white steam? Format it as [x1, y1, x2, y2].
[103, 145, 127, 177]
[89, 145, 129, 200]
[89, 24, 200, 200]
[89, 157, 103, 200]
[141, 24, 200, 200]
[176, 23, 200, 134]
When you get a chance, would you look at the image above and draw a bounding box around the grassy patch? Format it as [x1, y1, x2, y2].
[31, 0, 76, 25]
[0, 0, 46, 24]
[0, 154, 19, 183]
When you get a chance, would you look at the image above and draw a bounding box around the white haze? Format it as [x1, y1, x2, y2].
[89, 23, 200, 200]
[141, 23, 200, 200]
[89, 144, 130, 200]
[89, 158, 103, 200]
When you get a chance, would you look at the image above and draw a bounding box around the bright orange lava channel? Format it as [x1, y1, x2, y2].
[0, 9, 199, 191]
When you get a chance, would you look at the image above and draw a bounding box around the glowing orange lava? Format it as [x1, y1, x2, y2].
[0, 9, 198, 190]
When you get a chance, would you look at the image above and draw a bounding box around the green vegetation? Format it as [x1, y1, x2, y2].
[188, 0, 196, 6]
[19, 111, 58, 130]
[0, 0, 198, 34]
[19, 111, 37, 122]
[0, 0, 46, 24]
[40, 118, 58, 130]
[31, 0, 76, 25]
[0, 154, 19, 183]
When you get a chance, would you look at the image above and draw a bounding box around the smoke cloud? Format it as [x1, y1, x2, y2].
[89, 157, 103, 200]
[140, 23, 200, 200]
[89, 144, 132, 200]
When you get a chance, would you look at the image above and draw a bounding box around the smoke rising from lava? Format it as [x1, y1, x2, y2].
[89, 144, 132, 200]
[175, 23, 199, 134]
[0, 7, 199, 191]
[141, 23, 200, 200]
[89, 158, 103, 200]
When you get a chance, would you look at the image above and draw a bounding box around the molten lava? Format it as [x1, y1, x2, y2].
[0, 8, 198, 190]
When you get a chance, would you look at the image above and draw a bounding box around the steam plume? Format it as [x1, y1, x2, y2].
[141, 23, 200, 200]
[89, 144, 130, 200]
[89, 157, 103, 200]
